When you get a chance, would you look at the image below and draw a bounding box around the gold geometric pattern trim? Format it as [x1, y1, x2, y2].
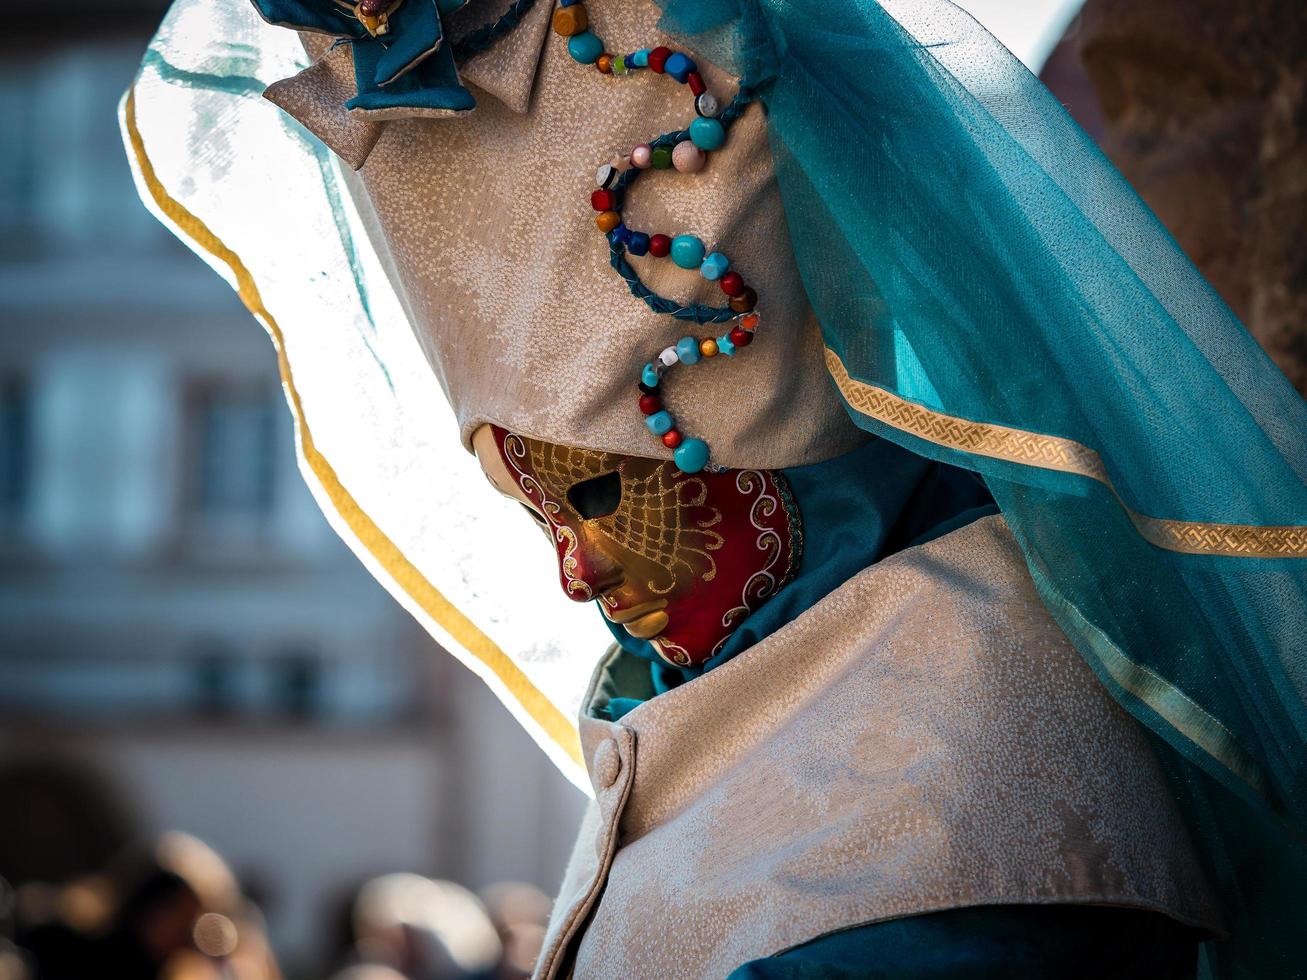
[123, 86, 585, 770]
[826, 347, 1307, 559]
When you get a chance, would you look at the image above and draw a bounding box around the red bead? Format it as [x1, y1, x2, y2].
[730, 328, 753, 347]
[639, 394, 662, 415]
[662, 429, 683, 449]
[649, 234, 672, 258]
[591, 188, 615, 211]
[648, 46, 671, 73]
[719, 270, 745, 296]
[687, 71, 706, 96]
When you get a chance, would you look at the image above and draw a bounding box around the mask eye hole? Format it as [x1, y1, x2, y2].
[520, 503, 549, 526]
[567, 471, 621, 520]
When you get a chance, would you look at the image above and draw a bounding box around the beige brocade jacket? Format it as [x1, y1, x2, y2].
[533, 517, 1220, 979]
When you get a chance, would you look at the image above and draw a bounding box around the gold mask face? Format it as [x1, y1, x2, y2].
[474, 425, 801, 667]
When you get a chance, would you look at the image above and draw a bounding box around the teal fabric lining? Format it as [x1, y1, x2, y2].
[726, 904, 1201, 980]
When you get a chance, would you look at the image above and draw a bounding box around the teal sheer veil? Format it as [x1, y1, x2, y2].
[653, 1, 1307, 976]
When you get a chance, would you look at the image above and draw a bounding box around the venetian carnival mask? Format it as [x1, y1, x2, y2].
[473, 425, 802, 668]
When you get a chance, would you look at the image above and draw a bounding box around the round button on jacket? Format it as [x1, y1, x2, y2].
[593, 738, 622, 789]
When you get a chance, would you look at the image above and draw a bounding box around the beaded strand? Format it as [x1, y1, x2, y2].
[554, 2, 761, 474]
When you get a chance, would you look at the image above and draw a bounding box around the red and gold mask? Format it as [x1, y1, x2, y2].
[473, 425, 802, 668]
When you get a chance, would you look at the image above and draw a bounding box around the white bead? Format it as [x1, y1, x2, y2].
[596, 163, 618, 188]
[659, 347, 680, 368]
[695, 92, 720, 118]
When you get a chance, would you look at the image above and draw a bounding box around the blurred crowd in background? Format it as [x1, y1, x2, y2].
[0, 756, 550, 980]
[3, 0, 1303, 978]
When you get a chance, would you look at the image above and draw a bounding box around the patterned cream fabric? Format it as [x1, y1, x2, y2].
[273, 0, 868, 470]
[534, 516, 1222, 979]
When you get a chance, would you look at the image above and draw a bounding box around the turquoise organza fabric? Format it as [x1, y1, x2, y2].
[651, 2, 1307, 978]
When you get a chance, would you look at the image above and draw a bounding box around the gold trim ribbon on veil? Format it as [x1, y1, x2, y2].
[825, 348, 1307, 559]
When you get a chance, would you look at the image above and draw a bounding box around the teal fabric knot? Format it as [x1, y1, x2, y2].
[250, 0, 477, 114]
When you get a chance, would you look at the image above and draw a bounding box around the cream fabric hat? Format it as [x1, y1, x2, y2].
[267, 0, 865, 469]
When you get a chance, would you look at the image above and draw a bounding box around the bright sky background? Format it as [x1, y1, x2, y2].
[954, 0, 1087, 71]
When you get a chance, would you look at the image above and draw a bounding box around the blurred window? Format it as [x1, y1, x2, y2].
[0, 376, 30, 526]
[186, 381, 279, 537]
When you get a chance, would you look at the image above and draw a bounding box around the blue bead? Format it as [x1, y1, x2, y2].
[716, 334, 736, 356]
[642, 363, 660, 388]
[627, 231, 650, 256]
[568, 32, 604, 65]
[663, 52, 695, 83]
[631, 48, 650, 68]
[670, 234, 706, 270]
[674, 438, 710, 473]
[559, 0, 582, 5]
[689, 116, 726, 151]
[676, 336, 701, 365]
[609, 224, 631, 246]
[700, 251, 729, 281]
[646, 411, 674, 436]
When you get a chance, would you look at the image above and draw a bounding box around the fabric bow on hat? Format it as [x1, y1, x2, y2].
[250, 0, 476, 114]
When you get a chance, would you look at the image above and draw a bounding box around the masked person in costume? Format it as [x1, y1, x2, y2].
[123, 0, 1307, 977]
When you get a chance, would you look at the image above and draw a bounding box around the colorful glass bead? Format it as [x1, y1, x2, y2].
[716, 333, 736, 356]
[631, 48, 650, 68]
[695, 92, 720, 118]
[612, 54, 627, 74]
[627, 231, 650, 256]
[567, 31, 604, 64]
[639, 394, 662, 415]
[662, 429, 683, 449]
[596, 54, 614, 74]
[671, 140, 706, 173]
[719, 271, 745, 296]
[642, 363, 661, 387]
[729, 286, 757, 313]
[730, 327, 753, 348]
[646, 410, 674, 436]
[648, 46, 671, 73]
[596, 210, 621, 233]
[687, 71, 706, 96]
[676, 336, 701, 365]
[649, 234, 671, 257]
[596, 163, 618, 188]
[689, 116, 726, 151]
[630, 143, 653, 169]
[740, 312, 761, 331]
[591, 188, 615, 211]
[671, 235, 706, 269]
[651, 145, 673, 170]
[663, 52, 695, 83]
[674, 438, 710, 474]
[552, 5, 587, 36]
[609, 224, 631, 246]
[700, 338, 719, 357]
[700, 252, 729, 281]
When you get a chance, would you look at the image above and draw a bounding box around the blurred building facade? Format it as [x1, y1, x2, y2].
[0, 13, 583, 977]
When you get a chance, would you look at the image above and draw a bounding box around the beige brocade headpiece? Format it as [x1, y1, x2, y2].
[263, 0, 866, 470]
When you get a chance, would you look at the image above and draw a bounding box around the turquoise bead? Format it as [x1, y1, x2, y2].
[689, 117, 726, 151]
[676, 336, 701, 365]
[700, 251, 729, 281]
[568, 32, 604, 65]
[631, 48, 650, 68]
[674, 438, 710, 473]
[717, 334, 736, 356]
[671, 234, 706, 270]
[646, 410, 674, 436]
[641, 362, 660, 387]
